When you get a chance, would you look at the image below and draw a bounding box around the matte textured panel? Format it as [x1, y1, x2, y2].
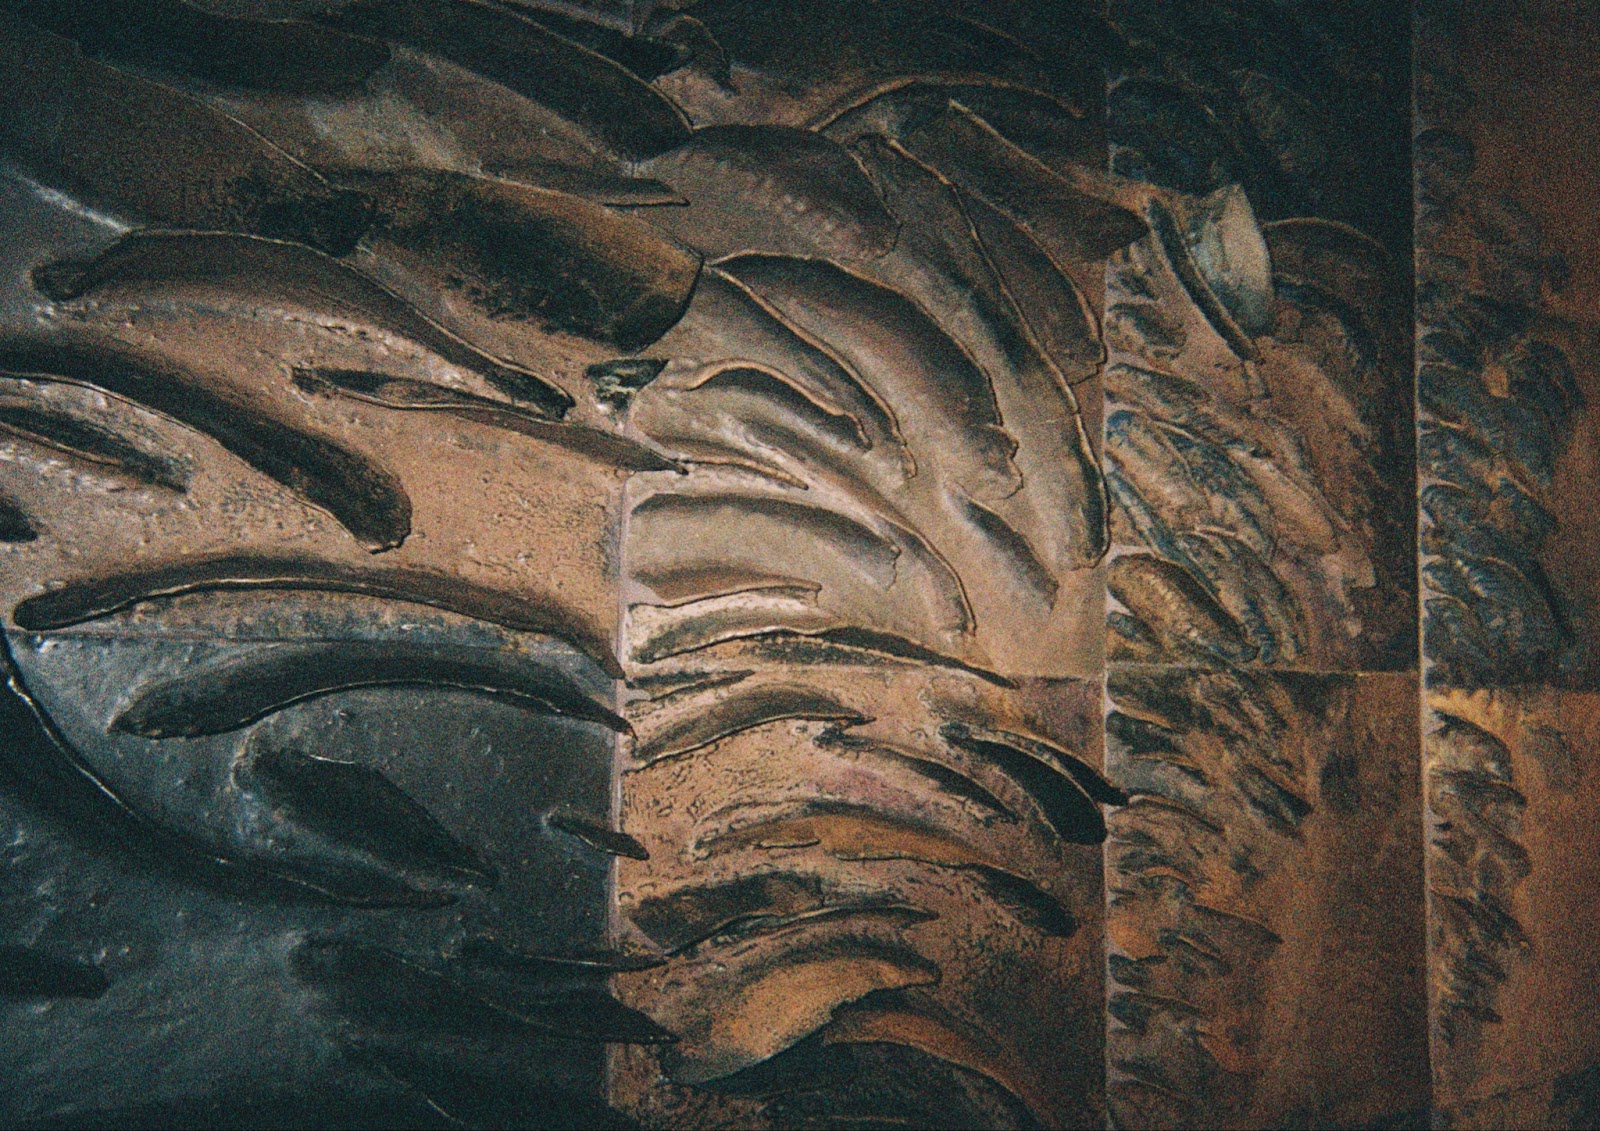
[1425, 689, 1600, 1121]
[0, 0, 1597, 1126]
[1105, 667, 1429, 1129]
[1417, 5, 1600, 1126]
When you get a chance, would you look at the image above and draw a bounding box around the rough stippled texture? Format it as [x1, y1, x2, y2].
[1101, 6, 1428, 1126]
[1416, 3, 1600, 1126]
[0, 2, 1596, 1129]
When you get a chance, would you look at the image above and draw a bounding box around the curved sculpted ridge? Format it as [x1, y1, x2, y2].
[1414, 53, 1586, 690]
[606, 8, 1134, 1126]
[4, 1, 1557, 1129]
[0, 2, 1130, 1126]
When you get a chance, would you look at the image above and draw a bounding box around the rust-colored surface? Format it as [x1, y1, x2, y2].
[0, 2, 1596, 1128]
[1427, 690, 1600, 1122]
[1418, 5, 1600, 1127]
[1106, 669, 1428, 1129]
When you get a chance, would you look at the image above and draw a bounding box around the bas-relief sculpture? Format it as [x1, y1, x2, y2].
[0, 2, 1593, 1129]
[1415, 5, 1600, 1127]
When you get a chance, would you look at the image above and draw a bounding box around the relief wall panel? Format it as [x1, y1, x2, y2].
[1417, 3, 1600, 1125]
[1102, 4, 1429, 1127]
[0, 2, 1594, 1128]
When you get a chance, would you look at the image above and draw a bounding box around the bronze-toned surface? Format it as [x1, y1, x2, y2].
[1106, 668, 1427, 1128]
[1102, 5, 1430, 1127]
[1417, 3, 1600, 1127]
[1426, 690, 1600, 1123]
[0, 1, 1596, 1128]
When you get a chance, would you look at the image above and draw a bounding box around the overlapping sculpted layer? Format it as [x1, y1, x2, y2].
[2, 2, 1596, 1129]
[0, 2, 1135, 1124]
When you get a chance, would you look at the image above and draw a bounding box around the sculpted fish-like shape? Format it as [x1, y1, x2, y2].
[111, 642, 629, 738]
[0, 336, 412, 551]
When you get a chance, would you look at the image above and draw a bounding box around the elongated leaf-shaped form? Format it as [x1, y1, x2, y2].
[820, 78, 1095, 169]
[962, 863, 1078, 937]
[12, 552, 620, 678]
[354, 171, 703, 351]
[640, 270, 915, 463]
[650, 270, 905, 453]
[661, 2, 1066, 125]
[191, 35, 678, 202]
[962, 180, 1104, 383]
[631, 872, 830, 954]
[1426, 709, 1533, 1047]
[632, 875, 933, 958]
[719, 253, 1020, 500]
[250, 748, 495, 881]
[1178, 529, 1304, 664]
[637, 125, 899, 261]
[849, 135, 1107, 571]
[1107, 553, 1254, 663]
[812, 730, 1018, 824]
[939, 723, 1118, 844]
[0, 22, 372, 252]
[635, 684, 869, 764]
[548, 809, 650, 859]
[14, 0, 391, 93]
[0, 336, 411, 551]
[0, 392, 189, 490]
[957, 496, 1059, 603]
[628, 588, 840, 665]
[319, 0, 692, 161]
[454, 937, 665, 976]
[655, 927, 942, 1084]
[1145, 195, 1260, 361]
[0, 630, 452, 908]
[292, 368, 676, 472]
[36, 230, 574, 419]
[111, 642, 628, 738]
[823, 991, 1053, 1127]
[898, 102, 1146, 262]
[697, 803, 1065, 916]
[293, 939, 677, 1044]
[629, 490, 975, 640]
[680, 366, 872, 452]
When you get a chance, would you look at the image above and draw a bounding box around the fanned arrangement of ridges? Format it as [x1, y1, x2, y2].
[0, 2, 1134, 1127]
[1101, 193, 1415, 671]
[1099, 0, 1419, 672]
[1413, 13, 1588, 690]
[1424, 706, 1531, 1048]
[603, 4, 1141, 1125]
[617, 39, 1129, 678]
[1105, 664, 1428, 1129]
[1414, 6, 1600, 1121]
[12, 1, 1585, 1128]
[1101, 4, 1425, 1128]
[613, 649, 1121, 1127]
[1104, 668, 1306, 1127]
[0, 1, 714, 1125]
